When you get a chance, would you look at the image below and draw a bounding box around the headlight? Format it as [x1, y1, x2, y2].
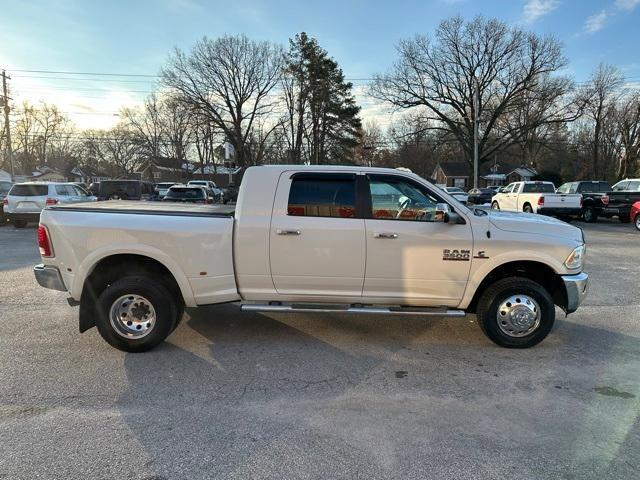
[564, 245, 586, 269]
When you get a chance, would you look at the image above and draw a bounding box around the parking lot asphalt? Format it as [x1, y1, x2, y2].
[0, 220, 638, 480]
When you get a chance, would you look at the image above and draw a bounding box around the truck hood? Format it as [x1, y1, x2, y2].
[488, 211, 584, 243]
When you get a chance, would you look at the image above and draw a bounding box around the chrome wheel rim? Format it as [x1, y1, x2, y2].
[635, 215, 640, 230]
[109, 294, 156, 339]
[584, 208, 593, 222]
[496, 294, 541, 337]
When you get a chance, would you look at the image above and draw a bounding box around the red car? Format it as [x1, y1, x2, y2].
[631, 201, 640, 231]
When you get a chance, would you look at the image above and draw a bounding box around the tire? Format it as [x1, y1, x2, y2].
[491, 201, 500, 210]
[619, 215, 630, 224]
[12, 219, 27, 228]
[582, 206, 597, 223]
[95, 275, 179, 352]
[476, 277, 555, 348]
[523, 204, 533, 213]
[635, 214, 640, 231]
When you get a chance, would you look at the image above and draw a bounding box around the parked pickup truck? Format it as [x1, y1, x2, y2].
[34, 166, 589, 352]
[601, 178, 640, 223]
[491, 181, 582, 217]
[556, 181, 611, 223]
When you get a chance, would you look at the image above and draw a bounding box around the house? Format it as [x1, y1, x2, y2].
[431, 162, 470, 188]
[28, 166, 66, 182]
[137, 157, 193, 183]
[480, 163, 538, 187]
[70, 166, 112, 184]
[505, 166, 538, 184]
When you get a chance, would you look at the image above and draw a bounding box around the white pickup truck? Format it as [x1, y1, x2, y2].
[34, 166, 588, 352]
[491, 181, 582, 216]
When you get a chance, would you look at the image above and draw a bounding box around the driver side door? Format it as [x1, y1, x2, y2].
[363, 174, 473, 305]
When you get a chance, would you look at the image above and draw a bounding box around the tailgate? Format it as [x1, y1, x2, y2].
[8, 196, 44, 213]
[542, 194, 581, 208]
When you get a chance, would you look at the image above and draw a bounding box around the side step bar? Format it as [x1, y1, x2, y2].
[240, 303, 466, 317]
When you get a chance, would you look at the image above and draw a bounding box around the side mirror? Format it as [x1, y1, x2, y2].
[434, 203, 449, 223]
[436, 203, 464, 224]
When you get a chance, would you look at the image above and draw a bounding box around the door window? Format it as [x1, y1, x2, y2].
[613, 181, 629, 191]
[287, 176, 356, 218]
[368, 176, 440, 221]
[55, 185, 72, 196]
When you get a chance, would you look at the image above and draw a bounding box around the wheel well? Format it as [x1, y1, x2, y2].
[523, 203, 532, 210]
[466, 261, 566, 314]
[79, 254, 183, 332]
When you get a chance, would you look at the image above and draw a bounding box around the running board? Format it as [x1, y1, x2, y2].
[240, 303, 466, 317]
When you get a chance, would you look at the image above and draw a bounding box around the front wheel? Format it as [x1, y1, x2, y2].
[476, 277, 555, 348]
[95, 275, 179, 352]
[491, 201, 500, 210]
[635, 214, 640, 231]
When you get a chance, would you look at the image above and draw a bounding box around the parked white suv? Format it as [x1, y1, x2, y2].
[4, 182, 96, 228]
[188, 180, 222, 202]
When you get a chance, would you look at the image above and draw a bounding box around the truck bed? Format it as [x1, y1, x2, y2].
[48, 200, 235, 217]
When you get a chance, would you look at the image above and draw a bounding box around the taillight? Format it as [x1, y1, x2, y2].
[538, 196, 545, 206]
[2, 198, 7, 206]
[45, 198, 58, 206]
[38, 224, 54, 257]
[601, 195, 609, 205]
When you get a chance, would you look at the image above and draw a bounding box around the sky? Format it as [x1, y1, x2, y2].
[1, 0, 640, 130]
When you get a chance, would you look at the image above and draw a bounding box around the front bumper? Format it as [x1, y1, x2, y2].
[33, 264, 67, 292]
[561, 272, 589, 314]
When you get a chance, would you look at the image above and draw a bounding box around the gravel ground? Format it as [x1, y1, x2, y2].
[0, 219, 638, 480]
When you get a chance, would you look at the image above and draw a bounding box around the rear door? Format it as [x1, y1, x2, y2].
[269, 172, 366, 297]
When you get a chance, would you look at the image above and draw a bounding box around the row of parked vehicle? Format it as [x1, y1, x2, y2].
[0, 179, 239, 228]
[441, 178, 640, 228]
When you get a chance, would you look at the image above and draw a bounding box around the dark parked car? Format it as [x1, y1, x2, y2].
[162, 185, 212, 204]
[556, 180, 611, 222]
[0, 180, 12, 226]
[467, 188, 496, 205]
[92, 180, 155, 201]
[222, 183, 239, 204]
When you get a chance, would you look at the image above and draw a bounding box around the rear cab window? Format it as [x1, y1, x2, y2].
[287, 174, 356, 218]
[9, 184, 49, 196]
[522, 183, 555, 193]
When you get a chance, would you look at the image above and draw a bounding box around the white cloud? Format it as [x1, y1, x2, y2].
[522, 0, 559, 24]
[584, 10, 609, 34]
[615, 0, 640, 10]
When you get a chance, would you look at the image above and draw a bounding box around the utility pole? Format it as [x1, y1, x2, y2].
[472, 75, 480, 189]
[1, 70, 14, 181]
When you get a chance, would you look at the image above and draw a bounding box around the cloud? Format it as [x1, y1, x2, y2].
[522, 0, 559, 23]
[584, 10, 608, 34]
[615, 0, 640, 10]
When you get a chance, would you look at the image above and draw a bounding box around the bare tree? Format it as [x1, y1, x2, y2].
[121, 93, 164, 159]
[161, 34, 284, 167]
[371, 15, 567, 173]
[577, 63, 624, 178]
[613, 93, 640, 178]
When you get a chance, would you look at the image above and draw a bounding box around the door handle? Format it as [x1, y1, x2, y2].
[276, 229, 301, 236]
[373, 232, 398, 239]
